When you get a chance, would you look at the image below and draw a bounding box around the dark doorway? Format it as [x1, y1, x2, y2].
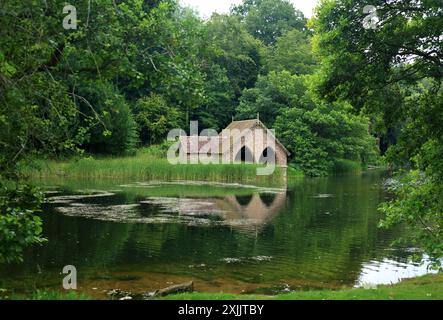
[235, 146, 253, 163]
[259, 147, 276, 164]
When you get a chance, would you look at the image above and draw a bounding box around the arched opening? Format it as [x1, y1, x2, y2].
[259, 147, 276, 164]
[235, 195, 253, 207]
[235, 146, 253, 163]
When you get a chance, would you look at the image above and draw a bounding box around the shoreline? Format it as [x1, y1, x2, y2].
[160, 273, 443, 300]
[4, 273, 441, 300]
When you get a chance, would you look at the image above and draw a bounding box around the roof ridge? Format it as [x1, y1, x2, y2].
[230, 119, 257, 122]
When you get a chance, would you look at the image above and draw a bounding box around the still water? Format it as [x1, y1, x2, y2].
[0, 171, 436, 297]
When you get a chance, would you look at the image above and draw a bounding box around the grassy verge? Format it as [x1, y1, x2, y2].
[23, 149, 302, 187]
[1, 290, 92, 300]
[161, 273, 443, 300]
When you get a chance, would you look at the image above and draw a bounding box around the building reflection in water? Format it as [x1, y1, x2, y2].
[215, 193, 286, 232]
[51, 189, 288, 234]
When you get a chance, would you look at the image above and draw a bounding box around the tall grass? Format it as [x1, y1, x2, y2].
[26, 154, 288, 186]
[331, 159, 362, 174]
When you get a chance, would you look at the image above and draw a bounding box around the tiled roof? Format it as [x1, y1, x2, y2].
[179, 136, 222, 154]
[223, 119, 259, 132]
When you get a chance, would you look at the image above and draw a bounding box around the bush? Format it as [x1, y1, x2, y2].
[133, 94, 183, 146]
[0, 183, 46, 263]
[77, 81, 138, 155]
[379, 171, 443, 269]
[275, 102, 378, 176]
[332, 159, 362, 174]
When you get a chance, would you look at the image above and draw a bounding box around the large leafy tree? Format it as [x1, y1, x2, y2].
[61, 1, 204, 141]
[193, 13, 263, 129]
[232, 0, 307, 45]
[134, 93, 182, 145]
[236, 70, 377, 176]
[195, 64, 236, 130]
[312, 0, 442, 105]
[0, 0, 205, 262]
[275, 101, 378, 176]
[115, 4, 205, 115]
[263, 29, 317, 75]
[0, 0, 86, 262]
[76, 81, 138, 155]
[1, 0, 207, 159]
[236, 71, 310, 125]
[203, 14, 263, 96]
[311, 0, 443, 263]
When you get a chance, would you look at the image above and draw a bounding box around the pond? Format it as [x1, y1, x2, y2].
[0, 171, 436, 298]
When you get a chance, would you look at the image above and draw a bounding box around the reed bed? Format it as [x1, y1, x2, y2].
[27, 155, 289, 186]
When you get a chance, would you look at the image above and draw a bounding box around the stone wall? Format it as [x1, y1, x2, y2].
[178, 123, 288, 167]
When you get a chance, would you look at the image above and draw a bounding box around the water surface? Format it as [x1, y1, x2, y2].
[0, 171, 436, 298]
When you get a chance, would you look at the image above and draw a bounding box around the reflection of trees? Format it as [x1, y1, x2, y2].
[2, 171, 407, 290]
[115, 172, 403, 286]
[100, 173, 399, 287]
[258, 171, 402, 284]
[4, 193, 136, 277]
[0, 206, 136, 291]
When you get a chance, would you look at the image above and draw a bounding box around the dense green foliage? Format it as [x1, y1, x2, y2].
[0, 183, 45, 263]
[76, 81, 138, 155]
[0, 0, 376, 170]
[193, 13, 263, 129]
[311, 0, 442, 263]
[232, 0, 307, 45]
[275, 101, 377, 176]
[263, 29, 317, 75]
[237, 70, 377, 176]
[134, 94, 182, 145]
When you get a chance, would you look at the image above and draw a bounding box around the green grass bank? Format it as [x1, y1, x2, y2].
[162, 273, 443, 300]
[22, 148, 371, 186]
